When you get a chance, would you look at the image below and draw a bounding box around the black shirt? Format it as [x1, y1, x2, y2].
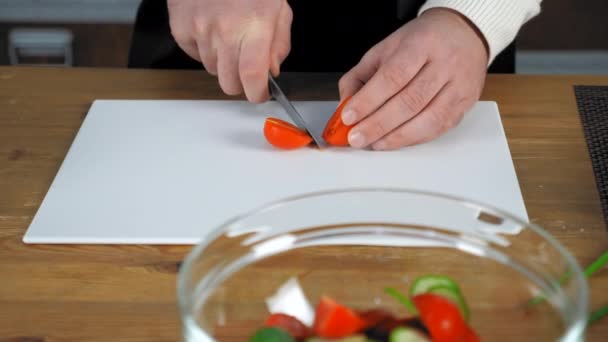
[128, 0, 514, 73]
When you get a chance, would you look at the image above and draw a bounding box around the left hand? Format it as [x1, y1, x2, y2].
[338, 8, 489, 150]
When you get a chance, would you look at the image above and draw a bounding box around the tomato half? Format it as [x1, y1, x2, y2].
[313, 296, 366, 338]
[463, 325, 480, 342]
[412, 293, 468, 342]
[264, 117, 312, 149]
[322, 96, 353, 146]
[264, 313, 312, 339]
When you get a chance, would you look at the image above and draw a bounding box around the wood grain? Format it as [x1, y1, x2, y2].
[0, 66, 607, 341]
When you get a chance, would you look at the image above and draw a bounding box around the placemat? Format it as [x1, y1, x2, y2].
[574, 85, 608, 224]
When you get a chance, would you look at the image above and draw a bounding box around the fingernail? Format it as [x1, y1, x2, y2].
[342, 109, 357, 125]
[373, 141, 387, 150]
[349, 130, 366, 148]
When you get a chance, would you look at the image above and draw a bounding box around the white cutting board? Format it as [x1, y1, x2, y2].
[23, 100, 527, 244]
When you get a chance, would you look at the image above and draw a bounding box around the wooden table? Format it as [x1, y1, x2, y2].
[1, 66, 607, 341]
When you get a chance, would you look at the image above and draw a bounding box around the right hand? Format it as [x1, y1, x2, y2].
[167, 0, 293, 102]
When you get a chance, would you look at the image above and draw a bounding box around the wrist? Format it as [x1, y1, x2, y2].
[420, 7, 489, 63]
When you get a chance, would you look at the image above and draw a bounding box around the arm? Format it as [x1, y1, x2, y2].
[338, 1, 543, 150]
[418, 0, 543, 63]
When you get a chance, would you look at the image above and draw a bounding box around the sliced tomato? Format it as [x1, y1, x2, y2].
[264, 313, 312, 339]
[313, 296, 366, 338]
[463, 325, 480, 342]
[322, 96, 353, 146]
[264, 117, 312, 149]
[412, 293, 468, 342]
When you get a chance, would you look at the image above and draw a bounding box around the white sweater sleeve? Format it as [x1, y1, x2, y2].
[418, 0, 542, 64]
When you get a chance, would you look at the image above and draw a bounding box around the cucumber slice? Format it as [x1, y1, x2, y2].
[409, 275, 462, 296]
[427, 285, 470, 321]
[389, 327, 431, 342]
[250, 327, 295, 342]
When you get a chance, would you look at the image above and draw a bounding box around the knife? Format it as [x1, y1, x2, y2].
[268, 73, 326, 148]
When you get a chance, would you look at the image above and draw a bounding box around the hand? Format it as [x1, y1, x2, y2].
[167, 0, 292, 102]
[338, 8, 489, 150]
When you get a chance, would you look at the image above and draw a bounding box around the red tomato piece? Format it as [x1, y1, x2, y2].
[463, 325, 481, 342]
[313, 296, 366, 338]
[322, 96, 353, 146]
[413, 293, 468, 342]
[264, 313, 312, 339]
[264, 117, 312, 149]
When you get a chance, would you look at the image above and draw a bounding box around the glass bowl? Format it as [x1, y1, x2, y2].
[177, 189, 588, 342]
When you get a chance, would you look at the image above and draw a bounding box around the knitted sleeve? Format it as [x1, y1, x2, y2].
[418, 0, 543, 63]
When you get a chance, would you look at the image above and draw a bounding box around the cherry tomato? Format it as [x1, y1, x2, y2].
[264, 117, 312, 149]
[322, 96, 353, 146]
[413, 293, 468, 342]
[264, 313, 312, 339]
[313, 296, 366, 338]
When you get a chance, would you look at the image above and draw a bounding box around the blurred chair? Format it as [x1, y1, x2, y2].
[9, 28, 73, 66]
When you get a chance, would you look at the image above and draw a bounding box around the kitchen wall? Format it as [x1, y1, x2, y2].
[516, 0, 608, 74]
[0, 0, 138, 67]
[518, 0, 608, 51]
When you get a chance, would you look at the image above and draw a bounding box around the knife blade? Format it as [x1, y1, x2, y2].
[268, 73, 326, 148]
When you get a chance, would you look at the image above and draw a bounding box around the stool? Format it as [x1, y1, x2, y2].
[8, 28, 74, 66]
